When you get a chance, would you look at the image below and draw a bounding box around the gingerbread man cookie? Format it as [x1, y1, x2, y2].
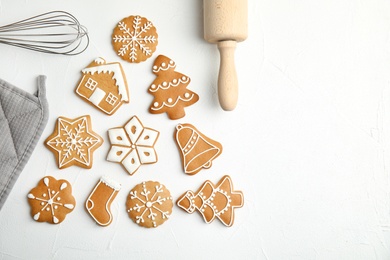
[45, 115, 103, 169]
[27, 176, 75, 224]
[177, 175, 243, 227]
[112, 15, 158, 63]
[126, 181, 173, 228]
[148, 55, 199, 120]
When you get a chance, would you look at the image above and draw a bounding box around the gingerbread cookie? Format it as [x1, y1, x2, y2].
[174, 123, 222, 175]
[112, 15, 158, 63]
[126, 181, 173, 228]
[27, 176, 75, 224]
[75, 57, 129, 115]
[177, 175, 243, 227]
[148, 55, 199, 120]
[86, 176, 121, 227]
[45, 115, 103, 169]
[106, 116, 159, 175]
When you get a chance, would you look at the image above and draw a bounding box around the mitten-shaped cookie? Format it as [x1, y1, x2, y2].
[148, 55, 199, 120]
[85, 176, 121, 226]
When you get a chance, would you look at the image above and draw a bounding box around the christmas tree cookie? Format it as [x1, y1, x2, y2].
[175, 123, 222, 175]
[45, 115, 103, 169]
[148, 55, 199, 120]
[126, 180, 173, 228]
[112, 15, 158, 63]
[177, 175, 243, 227]
[27, 176, 75, 224]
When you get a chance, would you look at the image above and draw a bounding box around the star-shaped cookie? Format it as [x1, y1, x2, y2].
[45, 115, 103, 169]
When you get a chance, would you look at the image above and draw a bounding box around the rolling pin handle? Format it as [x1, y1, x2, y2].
[217, 40, 238, 111]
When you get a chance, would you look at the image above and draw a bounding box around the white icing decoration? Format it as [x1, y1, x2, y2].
[106, 116, 159, 175]
[184, 93, 190, 98]
[82, 63, 129, 102]
[112, 16, 157, 62]
[53, 216, 59, 224]
[149, 76, 190, 92]
[44, 177, 49, 187]
[94, 57, 105, 64]
[88, 87, 106, 106]
[64, 204, 75, 209]
[168, 98, 173, 103]
[28, 194, 35, 199]
[154, 102, 159, 107]
[100, 176, 122, 191]
[108, 128, 131, 146]
[60, 183, 67, 190]
[46, 116, 102, 168]
[152, 60, 176, 73]
[151, 94, 196, 111]
[33, 212, 40, 221]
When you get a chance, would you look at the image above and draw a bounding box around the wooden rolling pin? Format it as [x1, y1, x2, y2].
[204, 0, 248, 111]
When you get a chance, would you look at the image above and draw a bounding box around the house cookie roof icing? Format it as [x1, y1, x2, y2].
[82, 58, 129, 102]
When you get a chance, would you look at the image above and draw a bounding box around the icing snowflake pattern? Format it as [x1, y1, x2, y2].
[127, 181, 173, 228]
[112, 15, 158, 62]
[27, 176, 75, 224]
[106, 116, 159, 175]
[46, 116, 102, 169]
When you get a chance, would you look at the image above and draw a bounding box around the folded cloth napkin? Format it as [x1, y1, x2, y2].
[0, 76, 49, 210]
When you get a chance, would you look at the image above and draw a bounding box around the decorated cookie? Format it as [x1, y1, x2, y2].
[148, 55, 199, 120]
[75, 57, 129, 115]
[45, 115, 103, 169]
[174, 123, 222, 175]
[27, 176, 75, 224]
[126, 180, 173, 228]
[106, 116, 159, 175]
[86, 176, 121, 227]
[112, 15, 158, 63]
[177, 175, 243, 227]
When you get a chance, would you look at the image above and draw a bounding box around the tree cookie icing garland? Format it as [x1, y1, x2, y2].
[75, 57, 129, 115]
[27, 176, 75, 224]
[106, 116, 159, 175]
[112, 15, 158, 63]
[148, 55, 199, 120]
[85, 176, 121, 227]
[177, 175, 243, 227]
[174, 123, 222, 175]
[45, 115, 103, 169]
[126, 180, 173, 228]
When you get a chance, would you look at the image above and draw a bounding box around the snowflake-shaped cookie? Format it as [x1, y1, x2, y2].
[126, 181, 173, 228]
[112, 15, 158, 63]
[45, 115, 103, 169]
[106, 116, 159, 175]
[27, 176, 75, 224]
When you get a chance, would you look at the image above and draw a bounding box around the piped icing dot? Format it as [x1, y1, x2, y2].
[169, 60, 174, 64]
[153, 65, 158, 70]
[162, 62, 166, 67]
[162, 82, 168, 87]
[173, 79, 178, 84]
[151, 84, 156, 89]
[182, 76, 186, 80]
[154, 102, 159, 107]
[184, 93, 190, 98]
[168, 98, 173, 103]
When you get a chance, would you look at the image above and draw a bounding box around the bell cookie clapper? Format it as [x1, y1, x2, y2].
[203, 0, 248, 111]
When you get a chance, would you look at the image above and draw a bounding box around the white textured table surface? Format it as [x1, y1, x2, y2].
[1, 0, 390, 259]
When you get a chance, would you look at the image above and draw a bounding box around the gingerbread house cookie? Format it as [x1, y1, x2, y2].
[75, 57, 129, 115]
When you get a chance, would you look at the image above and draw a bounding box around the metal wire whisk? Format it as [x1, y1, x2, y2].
[0, 11, 89, 55]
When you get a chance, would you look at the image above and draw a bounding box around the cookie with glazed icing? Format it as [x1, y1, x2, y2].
[177, 175, 243, 227]
[148, 55, 199, 120]
[106, 116, 159, 175]
[27, 176, 75, 224]
[75, 57, 129, 115]
[112, 15, 158, 63]
[45, 115, 103, 169]
[126, 180, 173, 228]
[174, 123, 222, 175]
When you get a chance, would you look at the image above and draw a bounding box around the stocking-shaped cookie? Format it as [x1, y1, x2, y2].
[148, 55, 199, 120]
[85, 176, 121, 226]
[177, 175, 243, 227]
